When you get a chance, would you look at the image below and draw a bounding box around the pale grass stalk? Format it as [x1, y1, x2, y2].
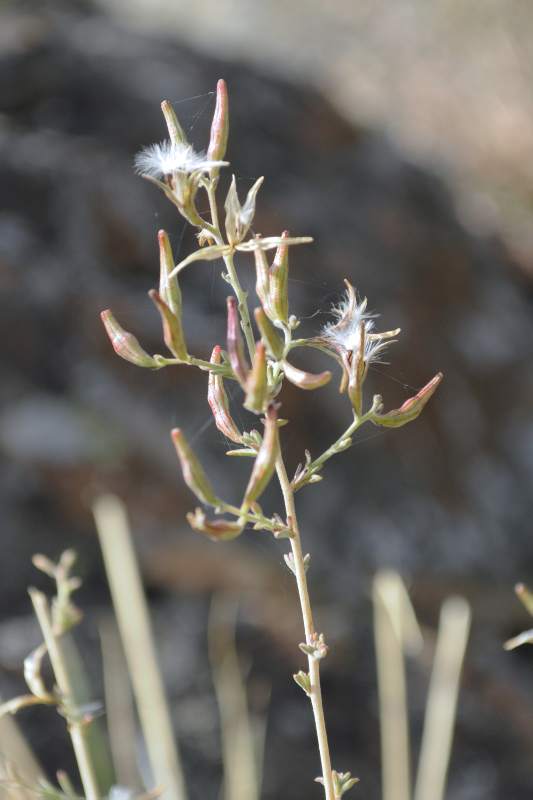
[413, 597, 471, 800]
[373, 570, 423, 800]
[29, 589, 100, 800]
[0, 705, 42, 785]
[209, 594, 259, 800]
[100, 614, 144, 793]
[92, 493, 187, 800]
[0, 708, 43, 800]
[276, 455, 336, 800]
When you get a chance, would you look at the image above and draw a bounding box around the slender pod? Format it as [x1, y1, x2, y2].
[101, 311, 158, 368]
[170, 429, 219, 506]
[208, 346, 244, 443]
[227, 296, 249, 386]
[242, 405, 279, 509]
[158, 230, 182, 318]
[149, 290, 187, 361]
[269, 230, 290, 323]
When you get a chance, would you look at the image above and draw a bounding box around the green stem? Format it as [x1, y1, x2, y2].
[275, 454, 336, 800]
[222, 249, 256, 361]
[307, 413, 366, 475]
[218, 501, 272, 530]
[30, 590, 99, 800]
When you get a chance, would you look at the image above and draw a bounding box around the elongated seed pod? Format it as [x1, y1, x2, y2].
[269, 230, 290, 323]
[170, 429, 219, 506]
[244, 342, 268, 414]
[208, 346, 243, 443]
[254, 307, 284, 360]
[254, 239, 273, 317]
[187, 508, 245, 541]
[161, 100, 188, 146]
[226, 296, 249, 386]
[149, 290, 187, 361]
[101, 311, 158, 368]
[282, 360, 331, 390]
[372, 373, 442, 427]
[207, 79, 229, 165]
[158, 230, 181, 319]
[242, 405, 279, 509]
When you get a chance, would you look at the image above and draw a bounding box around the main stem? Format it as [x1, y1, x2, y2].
[276, 455, 336, 800]
[30, 590, 100, 800]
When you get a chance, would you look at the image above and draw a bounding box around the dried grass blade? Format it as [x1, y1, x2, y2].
[93, 494, 187, 800]
[413, 596, 471, 800]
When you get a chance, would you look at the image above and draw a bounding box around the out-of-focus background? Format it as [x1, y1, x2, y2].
[2, 0, 533, 797]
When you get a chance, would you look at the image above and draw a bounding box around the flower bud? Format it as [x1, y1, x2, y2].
[284, 552, 310, 574]
[187, 507, 245, 541]
[282, 360, 331, 390]
[101, 310, 159, 368]
[208, 346, 244, 443]
[242, 405, 279, 509]
[269, 230, 290, 323]
[244, 342, 268, 414]
[254, 307, 284, 360]
[158, 230, 182, 318]
[170, 429, 219, 506]
[227, 296, 249, 386]
[149, 290, 187, 361]
[316, 772, 359, 797]
[207, 79, 229, 167]
[293, 670, 312, 695]
[299, 632, 328, 661]
[161, 100, 188, 146]
[372, 373, 442, 428]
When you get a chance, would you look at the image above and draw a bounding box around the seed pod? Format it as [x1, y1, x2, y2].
[227, 296, 249, 386]
[372, 373, 442, 428]
[208, 346, 243, 443]
[149, 290, 187, 361]
[269, 230, 290, 323]
[170, 429, 219, 506]
[101, 310, 158, 368]
[254, 307, 284, 360]
[347, 322, 365, 416]
[282, 360, 331, 390]
[254, 239, 273, 317]
[158, 230, 181, 318]
[207, 79, 229, 166]
[244, 342, 268, 414]
[187, 508, 245, 541]
[161, 100, 188, 146]
[242, 405, 279, 509]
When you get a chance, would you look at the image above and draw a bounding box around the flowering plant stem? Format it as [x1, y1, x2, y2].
[29, 589, 99, 800]
[203, 176, 335, 797]
[101, 82, 442, 799]
[276, 455, 336, 800]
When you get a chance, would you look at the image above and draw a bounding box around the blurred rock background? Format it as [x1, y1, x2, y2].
[1, 0, 533, 798]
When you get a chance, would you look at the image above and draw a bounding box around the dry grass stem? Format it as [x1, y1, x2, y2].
[92, 493, 187, 800]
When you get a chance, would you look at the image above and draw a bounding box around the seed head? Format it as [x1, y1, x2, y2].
[134, 140, 227, 178]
